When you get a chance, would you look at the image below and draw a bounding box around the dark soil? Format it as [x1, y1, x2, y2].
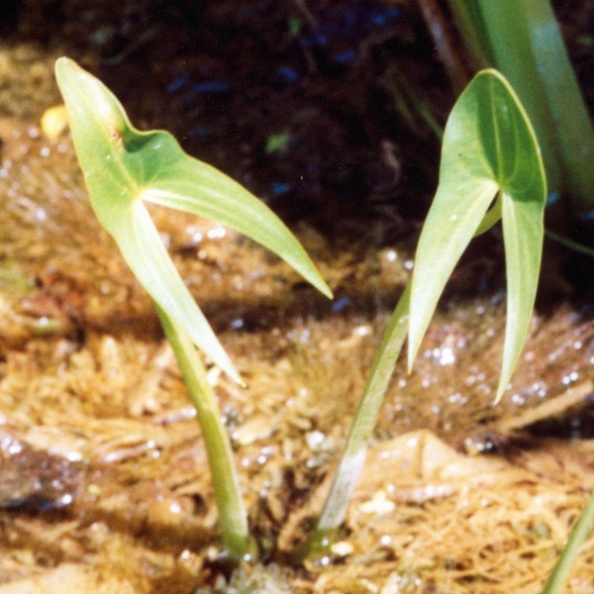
[8, 0, 450, 232]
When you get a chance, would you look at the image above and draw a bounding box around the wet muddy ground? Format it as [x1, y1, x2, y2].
[2, 2, 594, 592]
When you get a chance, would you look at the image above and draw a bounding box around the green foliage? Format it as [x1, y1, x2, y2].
[409, 69, 546, 403]
[439, 6, 594, 588]
[308, 70, 547, 558]
[54, 54, 566, 580]
[447, 0, 594, 215]
[54, 57, 331, 386]
[55, 56, 331, 559]
[265, 131, 291, 154]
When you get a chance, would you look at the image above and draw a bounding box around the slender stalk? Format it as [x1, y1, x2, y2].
[545, 230, 594, 259]
[306, 284, 410, 558]
[542, 489, 594, 594]
[155, 302, 252, 560]
[385, 65, 444, 142]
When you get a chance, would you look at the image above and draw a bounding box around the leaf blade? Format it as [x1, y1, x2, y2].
[499, 192, 542, 400]
[55, 56, 332, 382]
[408, 70, 546, 401]
[142, 158, 332, 298]
[408, 70, 501, 369]
[112, 202, 242, 383]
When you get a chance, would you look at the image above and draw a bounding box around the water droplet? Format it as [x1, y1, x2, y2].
[207, 225, 226, 239]
[306, 430, 326, 451]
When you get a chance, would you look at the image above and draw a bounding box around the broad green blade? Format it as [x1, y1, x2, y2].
[140, 163, 332, 299]
[476, 0, 594, 214]
[409, 70, 546, 402]
[55, 57, 331, 381]
[55, 57, 331, 299]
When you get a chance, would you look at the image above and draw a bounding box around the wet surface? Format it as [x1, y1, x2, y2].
[1, 1, 594, 592]
[1, 107, 594, 589]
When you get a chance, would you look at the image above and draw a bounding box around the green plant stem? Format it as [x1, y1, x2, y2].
[385, 65, 444, 142]
[306, 283, 410, 559]
[542, 490, 594, 594]
[155, 302, 252, 560]
[545, 230, 594, 259]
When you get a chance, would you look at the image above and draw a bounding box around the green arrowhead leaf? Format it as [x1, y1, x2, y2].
[55, 57, 332, 383]
[408, 69, 546, 402]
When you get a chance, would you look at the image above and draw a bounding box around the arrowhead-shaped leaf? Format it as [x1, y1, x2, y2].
[408, 69, 546, 402]
[55, 57, 332, 383]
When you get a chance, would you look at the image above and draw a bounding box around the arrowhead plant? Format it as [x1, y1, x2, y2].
[307, 69, 547, 557]
[55, 56, 331, 558]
